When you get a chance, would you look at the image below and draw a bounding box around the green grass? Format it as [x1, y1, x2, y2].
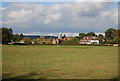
[2, 45, 118, 79]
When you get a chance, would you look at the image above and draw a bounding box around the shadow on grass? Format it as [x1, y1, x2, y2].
[2, 73, 119, 81]
[2, 72, 44, 81]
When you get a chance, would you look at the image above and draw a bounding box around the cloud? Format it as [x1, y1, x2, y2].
[2, 2, 118, 34]
[23, 32, 79, 37]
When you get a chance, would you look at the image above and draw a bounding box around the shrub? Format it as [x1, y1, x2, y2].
[61, 38, 79, 45]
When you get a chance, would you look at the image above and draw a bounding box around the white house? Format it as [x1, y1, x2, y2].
[80, 36, 99, 44]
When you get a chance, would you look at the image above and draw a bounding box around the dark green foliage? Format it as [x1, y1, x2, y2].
[79, 32, 97, 39]
[75, 36, 81, 40]
[98, 34, 105, 39]
[105, 28, 116, 40]
[79, 33, 86, 39]
[20, 33, 24, 40]
[12, 33, 24, 43]
[2, 27, 24, 44]
[13, 34, 21, 42]
[108, 37, 120, 44]
[86, 32, 97, 36]
[2, 27, 13, 44]
[61, 38, 79, 45]
[98, 34, 105, 44]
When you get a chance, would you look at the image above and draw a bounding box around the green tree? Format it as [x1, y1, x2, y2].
[79, 33, 86, 39]
[13, 34, 20, 42]
[20, 33, 24, 40]
[105, 28, 116, 40]
[110, 29, 120, 44]
[98, 34, 105, 44]
[2, 27, 13, 44]
[86, 32, 96, 36]
[98, 34, 104, 39]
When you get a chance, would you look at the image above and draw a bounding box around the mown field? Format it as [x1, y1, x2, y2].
[2, 45, 118, 79]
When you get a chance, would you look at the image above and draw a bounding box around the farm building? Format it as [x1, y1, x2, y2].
[52, 39, 60, 44]
[80, 36, 99, 44]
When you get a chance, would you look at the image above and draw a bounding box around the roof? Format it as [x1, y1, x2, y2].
[81, 36, 98, 40]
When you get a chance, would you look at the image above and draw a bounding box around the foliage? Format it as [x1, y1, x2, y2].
[2, 27, 120, 45]
[45, 39, 52, 44]
[98, 34, 105, 39]
[79, 33, 86, 39]
[75, 36, 81, 40]
[24, 38, 32, 45]
[61, 38, 79, 45]
[20, 33, 24, 40]
[79, 32, 97, 39]
[105, 28, 116, 40]
[98, 34, 105, 44]
[39, 36, 46, 42]
[13, 34, 21, 42]
[108, 37, 120, 44]
[2, 27, 13, 44]
[86, 32, 97, 36]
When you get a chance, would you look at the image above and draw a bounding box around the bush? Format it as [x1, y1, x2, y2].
[24, 38, 32, 45]
[61, 39, 79, 45]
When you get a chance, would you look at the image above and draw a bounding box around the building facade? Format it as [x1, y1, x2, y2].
[80, 36, 99, 44]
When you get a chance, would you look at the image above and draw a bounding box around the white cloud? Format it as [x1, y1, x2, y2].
[23, 32, 79, 37]
[2, 2, 118, 33]
[22, 32, 105, 37]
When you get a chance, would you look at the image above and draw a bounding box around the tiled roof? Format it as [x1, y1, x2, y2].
[81, 36, 98, 40]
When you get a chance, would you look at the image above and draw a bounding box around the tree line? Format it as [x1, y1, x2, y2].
[1, 27, 24, 44]
[1, 27, 120, 45]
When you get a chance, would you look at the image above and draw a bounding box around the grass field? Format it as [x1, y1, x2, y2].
[2, 45, 118, 79]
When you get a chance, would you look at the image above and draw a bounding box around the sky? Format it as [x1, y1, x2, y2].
[1, 1, 119, 36]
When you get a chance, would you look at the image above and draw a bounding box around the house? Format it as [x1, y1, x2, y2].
[80, 36, 99, 44]
[52, 39, 60, 44]
[52, 33, 67, 44]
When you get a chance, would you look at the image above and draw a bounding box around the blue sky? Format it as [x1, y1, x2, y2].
[1, 2, 119, 36]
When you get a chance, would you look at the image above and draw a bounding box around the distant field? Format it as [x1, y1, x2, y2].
[2, 45, 118, 79]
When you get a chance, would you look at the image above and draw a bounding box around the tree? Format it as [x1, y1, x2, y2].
[98, 34, 105, 39]
[114, 29, 120, 37]
[79, 33, 86, 39]
[12, 33, 24, 42]
[112, 37, 120, 44]
[2, 27, 13, 44]
[20, 33, 24, 40]
[13, 34, 20, 42]
[110, 29, 120, 44]
[98, 34, 105, 44]
[105, 28, 116, 40]
[86, 32, 96, 36]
